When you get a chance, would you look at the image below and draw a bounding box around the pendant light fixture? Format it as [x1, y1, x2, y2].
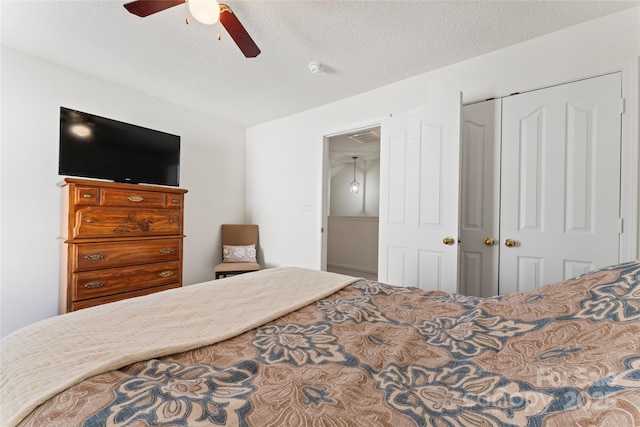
[349, 156, 360, 193]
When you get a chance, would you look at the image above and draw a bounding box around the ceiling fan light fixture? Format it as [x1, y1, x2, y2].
[123, 0, 260, 57]
[188, 0, 220, 25]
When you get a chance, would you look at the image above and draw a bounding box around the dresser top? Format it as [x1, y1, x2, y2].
[58, 177, 188, 194]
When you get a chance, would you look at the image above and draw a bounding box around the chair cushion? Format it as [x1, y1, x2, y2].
[214, 262, 261, 273]
[223, 244, 257, 263]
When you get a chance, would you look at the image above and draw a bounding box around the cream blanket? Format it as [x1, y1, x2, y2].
[1, 267, 360, 427]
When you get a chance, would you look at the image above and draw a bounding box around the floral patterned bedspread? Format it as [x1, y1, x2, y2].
[20, 262, 640, 426]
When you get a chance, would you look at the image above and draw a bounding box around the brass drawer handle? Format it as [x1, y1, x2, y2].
[84, 281, 105, 289]
[159, 270, 174, 278]
[171, 199, 179, 204]
[82, 193, 93, 199]
[169, 219, 176, 223]
[84, 253, 105, 261]
[127, 195, 145, 202]
[160, 247, 175, 254]
[86, 218, 95, 223]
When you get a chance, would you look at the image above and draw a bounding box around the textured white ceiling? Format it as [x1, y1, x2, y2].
[2, 1, 637, 127]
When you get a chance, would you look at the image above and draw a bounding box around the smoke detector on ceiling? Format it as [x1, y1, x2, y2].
[308, 61, 325, 74]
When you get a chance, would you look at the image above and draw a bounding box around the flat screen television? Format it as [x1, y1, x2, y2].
[59, 107, 180, 186]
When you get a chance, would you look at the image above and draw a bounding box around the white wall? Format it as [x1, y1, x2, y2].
[0, 47, 246, 337]
[327, 216, 378, 278]
[246, 8, 640, 271]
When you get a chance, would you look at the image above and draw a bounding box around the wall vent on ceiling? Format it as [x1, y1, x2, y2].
[348, 130, 380, 144]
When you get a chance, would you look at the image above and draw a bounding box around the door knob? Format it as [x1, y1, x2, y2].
[442, 236, 455, 246]
[484, 237, 495, 246]
[505, 239, 516, 248]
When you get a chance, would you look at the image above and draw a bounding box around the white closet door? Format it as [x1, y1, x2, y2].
[499, 73, 622, 294]
[459, 99, 502, 297]
[379, 91, 461, 293]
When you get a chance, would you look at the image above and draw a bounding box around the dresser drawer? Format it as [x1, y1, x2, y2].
[73, 238, 181, 271]
[72, 261, 181, 301]
[74, 186, 100, 205]
[166, 194, 183, 208]
[71, 283, 180, 311]
[100, 188, 166, 208]
[73, 206, 181, 238]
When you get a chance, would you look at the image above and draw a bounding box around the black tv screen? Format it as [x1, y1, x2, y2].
[59, 107, 180, 186]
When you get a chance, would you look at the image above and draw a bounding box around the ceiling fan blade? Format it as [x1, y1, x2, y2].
[219, 4, 261, 58]
[124, 0, 185, 17]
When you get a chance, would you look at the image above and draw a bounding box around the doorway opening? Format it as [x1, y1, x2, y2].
[322, 126, 381, 280]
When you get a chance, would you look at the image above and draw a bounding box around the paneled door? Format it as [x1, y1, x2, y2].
[499, 73, 622, 293]
[459, 99, 502, 297]
[378, 91, 461, 293]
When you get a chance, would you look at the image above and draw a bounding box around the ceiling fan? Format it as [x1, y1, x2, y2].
[123, 0, 261, 58]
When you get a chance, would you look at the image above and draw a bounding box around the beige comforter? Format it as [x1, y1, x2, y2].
[0, 267, 360, 427]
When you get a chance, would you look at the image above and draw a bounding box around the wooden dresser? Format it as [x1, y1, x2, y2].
[59, 178, 188, 313]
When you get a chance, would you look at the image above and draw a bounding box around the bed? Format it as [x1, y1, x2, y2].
[2, 262, 639, 426]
